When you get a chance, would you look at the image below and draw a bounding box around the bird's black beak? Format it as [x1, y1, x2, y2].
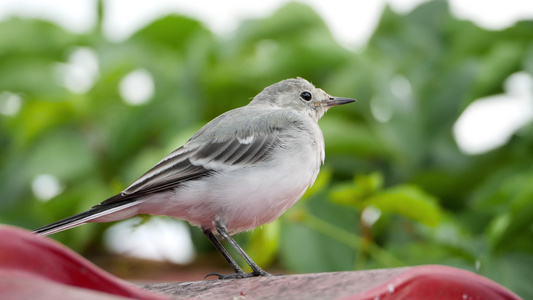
[326, 97, 357, 107]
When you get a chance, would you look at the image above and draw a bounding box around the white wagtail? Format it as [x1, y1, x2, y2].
[34, 77, 356, 279]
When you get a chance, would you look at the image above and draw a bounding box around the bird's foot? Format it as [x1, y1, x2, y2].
[204, 270, 279, 280]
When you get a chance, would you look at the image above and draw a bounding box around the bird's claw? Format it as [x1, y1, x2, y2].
[204, 270, 277, 280]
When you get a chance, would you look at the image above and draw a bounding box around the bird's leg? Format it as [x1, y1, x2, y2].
[202, 228, 246, 279]
[214, 220, 272, 278]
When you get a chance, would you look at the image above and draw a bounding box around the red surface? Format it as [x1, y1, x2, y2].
[0, 225, 522, 299]
[343, 265, 521, 300]
[0, 225, 169, 300]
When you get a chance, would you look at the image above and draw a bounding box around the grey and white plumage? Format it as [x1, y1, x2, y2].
[34, 77, 356, 278]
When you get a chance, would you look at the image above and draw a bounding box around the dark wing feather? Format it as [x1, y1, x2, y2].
[98, 133, 281, 207]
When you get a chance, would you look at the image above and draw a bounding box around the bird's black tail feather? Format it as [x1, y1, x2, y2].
[34, 197, 139, 236]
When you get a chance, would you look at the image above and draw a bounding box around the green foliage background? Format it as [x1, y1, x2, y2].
[1, 1, 533, 297]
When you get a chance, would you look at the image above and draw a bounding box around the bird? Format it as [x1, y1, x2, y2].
[34, 77, 356, 279]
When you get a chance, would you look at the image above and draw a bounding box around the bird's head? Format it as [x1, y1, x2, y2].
[250, 77, 356, 120]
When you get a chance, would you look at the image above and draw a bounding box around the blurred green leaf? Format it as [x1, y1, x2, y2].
[330, 183, 362, 208]
[330, 173, 383, 208]
[131, 15, 212, 54]
[354, 172, 384, 196]
[367, 185, 441, 227]
[15, 100, 78, 146]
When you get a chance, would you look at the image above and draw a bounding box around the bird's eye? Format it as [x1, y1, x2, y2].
[300, 91, 312, 101]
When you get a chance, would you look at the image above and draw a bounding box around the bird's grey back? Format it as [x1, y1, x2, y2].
[188, 105, 307, 144]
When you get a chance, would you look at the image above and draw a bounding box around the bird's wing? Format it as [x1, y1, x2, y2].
[98, 108, 301, 207]
[120, 133, 281, 197]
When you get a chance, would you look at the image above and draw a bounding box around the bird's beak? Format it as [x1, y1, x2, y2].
[325, 97, 357, 107]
